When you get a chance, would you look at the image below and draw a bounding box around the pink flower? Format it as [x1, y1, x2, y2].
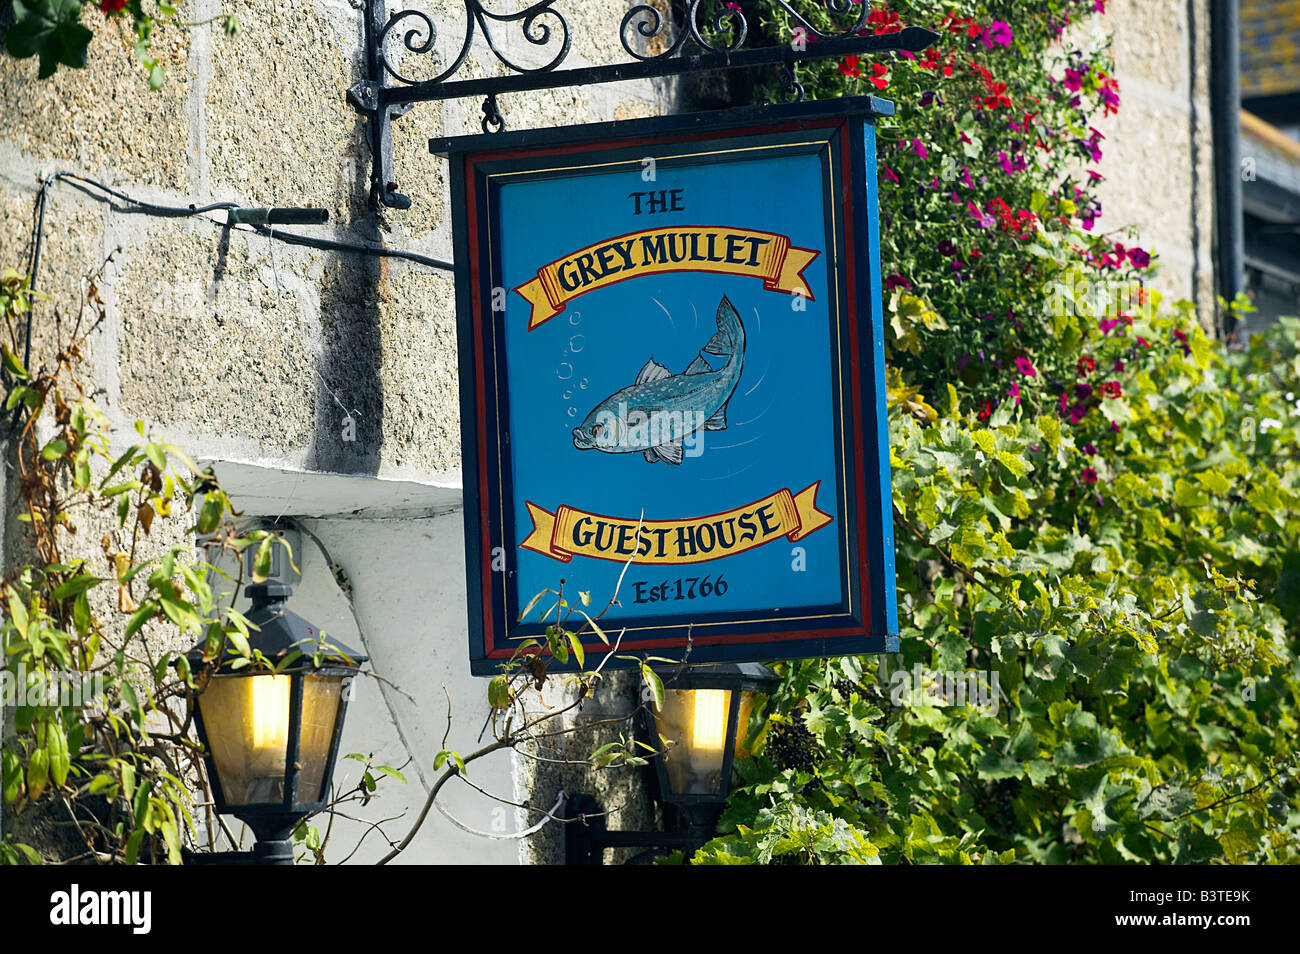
[1008, 381, 1021, 404]
[882, 164, 900, 184]
[1015, 356, 1038, 377]
[985, 21, 1013, 47]
[911, 138, 929, 159]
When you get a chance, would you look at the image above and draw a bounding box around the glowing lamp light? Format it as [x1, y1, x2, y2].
[186, 582, 366, 865]
[646, 663, 779, 832]
[564, 662, 780, 864]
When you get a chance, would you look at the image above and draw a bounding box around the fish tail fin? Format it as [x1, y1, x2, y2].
[702, 294, 745, 357]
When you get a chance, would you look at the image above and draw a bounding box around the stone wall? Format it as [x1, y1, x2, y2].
[1085, 0, 1217, 324]
[0, 0, 669, 864]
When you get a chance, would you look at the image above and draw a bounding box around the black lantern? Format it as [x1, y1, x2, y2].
[565, 662, 780, 864]
[187, 582, 366, 864]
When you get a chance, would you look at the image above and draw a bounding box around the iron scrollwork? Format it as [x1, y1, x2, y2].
[377, 1, 571, 88]
[349, 0, 937, 208]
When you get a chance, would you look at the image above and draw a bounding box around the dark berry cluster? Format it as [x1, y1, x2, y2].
[767, 719, 817, 773]
[833, 678, 858, 701]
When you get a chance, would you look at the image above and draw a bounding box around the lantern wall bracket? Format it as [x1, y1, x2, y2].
[346, 0, 938, 208]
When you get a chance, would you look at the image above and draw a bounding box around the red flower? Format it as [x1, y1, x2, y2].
[1100, 381, 1122, 399]
[978, 400, 994, 421]
[871, 62, 890, 90]
[866, 9, 902, 34]
[839, 55, 863, 79]
[1081, 467, 1099, 484]
[1076, 356, 1096, 376]
[101, 0, 127, 11]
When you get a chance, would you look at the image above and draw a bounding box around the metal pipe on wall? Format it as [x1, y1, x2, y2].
[1210, 0, 1244, 331]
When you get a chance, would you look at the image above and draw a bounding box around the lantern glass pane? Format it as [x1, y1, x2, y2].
[658, 688, 732, 796]
[297, 674, 344, 802]
[199, 673, 291, 807]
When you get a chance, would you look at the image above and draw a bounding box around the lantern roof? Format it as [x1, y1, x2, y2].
[661, 662, 780, 695]
[187, 582, 368, 673]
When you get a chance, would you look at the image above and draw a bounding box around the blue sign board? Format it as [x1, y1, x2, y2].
[434, 97, 898, 675]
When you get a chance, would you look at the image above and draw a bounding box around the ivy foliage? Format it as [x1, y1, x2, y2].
[0, 263, 321, 864]
[694, 1, 1300, 864]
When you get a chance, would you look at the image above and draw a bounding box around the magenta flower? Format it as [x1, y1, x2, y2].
[885, 273, 910, 290]
[996, 151, 1027, 175]
[1082, 467, 1098, 484]
[986, 20, 1013, 47]
[1083, 442, 1098, 456]
[911, 138, 929, 159]
[1015, 356, 1038, 377]
[1128, 247, 1151, 268]
[882, 164, 900, 184]
[1099, 317, 1119, 335]
[1009, 381, 1021, 404]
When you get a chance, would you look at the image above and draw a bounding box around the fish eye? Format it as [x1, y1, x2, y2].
[592, 424, 603, 438]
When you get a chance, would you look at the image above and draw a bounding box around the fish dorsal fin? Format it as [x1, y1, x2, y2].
[684, 354, 715, 375]
[653, 438, 684, 465]
[703, 402, 728, 431]
[636, 358, 672, 385]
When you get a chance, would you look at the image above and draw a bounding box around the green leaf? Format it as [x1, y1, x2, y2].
[487, 675, 512, 709]
[46, 724, 70, 787]
[26, 747, 48, 801]
[252, 536, 273, 583]
[372, 765, 407, 783]
[196, 494, 223, 535]
[577, 609, 608, 644]
[50, 573, 100, 600]
[4, 0, 93, 79]
[642, 665, 664, 711]
[1, 343, 28, 379]
[517, 587, 555, 623]
[123, 601, 158, 642]
[566, 631, 585, 668]
[144, 443, 167, 472]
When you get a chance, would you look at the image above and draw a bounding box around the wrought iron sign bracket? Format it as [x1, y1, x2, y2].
[346, 0, 937, 209]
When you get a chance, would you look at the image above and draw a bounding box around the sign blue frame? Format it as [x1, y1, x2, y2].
[433, 96, 898, 675]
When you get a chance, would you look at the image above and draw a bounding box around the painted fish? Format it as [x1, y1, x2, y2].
[572, 295, 746, 465]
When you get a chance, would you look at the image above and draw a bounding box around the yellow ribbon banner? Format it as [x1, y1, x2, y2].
[513, 226, 820, 330]
[520, 482, 833, 566]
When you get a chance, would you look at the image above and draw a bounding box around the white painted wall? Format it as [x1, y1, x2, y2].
[205, 463, 538, 864]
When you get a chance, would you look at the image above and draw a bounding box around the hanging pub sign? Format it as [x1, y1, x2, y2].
[433, 96, 899, 675]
